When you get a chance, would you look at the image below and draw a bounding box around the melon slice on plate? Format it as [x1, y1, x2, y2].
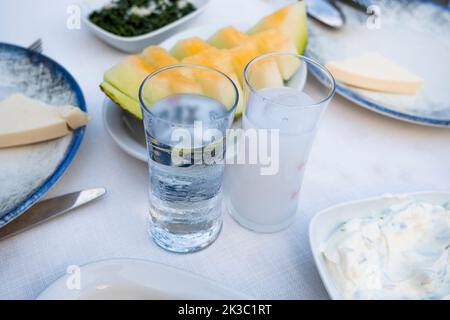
[248, 1, 308, 54]
[165, 69, 203, 95]
[140, 68, 203, 108]
[102, 55, 155, 119]
[189, 68, 238, 111]
[182, 47, 236, 75]
[141, 47, 200, 103]
[208, 26, 250, 49]
[251, 29, 300, 80]
[103, 55, 155, 101]
[170, 37, 214, 60]
[142, 46, 179, 68]
[182, 48, 244, 117]
[228, 41, 261, 86]
[228, 41, 284, 91]
[245, 55, 284, 90]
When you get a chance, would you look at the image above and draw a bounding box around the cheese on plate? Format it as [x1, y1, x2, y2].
[0, 93, 90, 148]
[326, 52, 423, 94]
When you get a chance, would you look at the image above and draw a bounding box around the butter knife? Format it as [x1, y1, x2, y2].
[0, 188, 106, 241]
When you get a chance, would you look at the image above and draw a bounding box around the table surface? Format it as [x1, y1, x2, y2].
[1, 0, 450, 300]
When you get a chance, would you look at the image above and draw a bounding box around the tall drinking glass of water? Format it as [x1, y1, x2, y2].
[139, 64, 239, 253]
[225, 53, 335, 233]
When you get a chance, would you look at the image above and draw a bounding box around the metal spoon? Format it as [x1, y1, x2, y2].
[306, 0, 345, 29]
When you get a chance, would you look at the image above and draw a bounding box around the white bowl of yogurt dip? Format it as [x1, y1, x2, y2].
[309, 191, 450, 300]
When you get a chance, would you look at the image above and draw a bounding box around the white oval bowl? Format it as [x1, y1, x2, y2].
[81, 0, 211, 53]
[309, 191, 450, 300]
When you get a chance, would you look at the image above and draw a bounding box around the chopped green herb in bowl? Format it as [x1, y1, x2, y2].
[89, 0, 196, 37]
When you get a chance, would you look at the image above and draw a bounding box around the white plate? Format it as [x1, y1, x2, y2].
[306, 0, 450, 127]
[81, 0, 211, 53]
[308, 191, 450, 300]
[102, 23, 242, 162]
[103, 97, 147, 162]
[37, 258, 250, 299]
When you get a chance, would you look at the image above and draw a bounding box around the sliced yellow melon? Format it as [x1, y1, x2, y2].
[182, 47, 235, 75]
[142, 46, 178, 68]
[248, 2, 308, 54]
[188, 68, 238, 111]
[208, 26, 250, 49]
[251, 29, 300, 80]
[182, 48, 239, 92]
[140, 73, 172, 106]
[104, 55, 155, 101]
[100, 81, 142, 119]
[102, 55, 156, 119]
[245, 55, 284, 90]
[228, 41, 261, 86]
[182, 48, 244, 117]
[165, 69, 203, 95]
[170, 37, 214, 60]
[140, 68, 202, 107]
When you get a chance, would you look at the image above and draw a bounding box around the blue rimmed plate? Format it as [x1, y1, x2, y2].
[0, 43, 86, 227]
[306, 0, 450, 127]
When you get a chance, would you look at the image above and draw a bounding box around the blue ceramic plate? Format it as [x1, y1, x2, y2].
[0, 43, 86, 226]
[306, 0, 450, 127]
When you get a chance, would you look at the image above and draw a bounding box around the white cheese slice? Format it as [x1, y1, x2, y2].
[0, 93, 90, 148]
[326, 52, 424, 94]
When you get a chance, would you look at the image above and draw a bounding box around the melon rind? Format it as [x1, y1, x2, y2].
[100, 81, 142, 119]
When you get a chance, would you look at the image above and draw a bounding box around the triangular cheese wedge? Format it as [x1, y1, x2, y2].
[0, 94, 90, 148]
[326, 52, 423, 94]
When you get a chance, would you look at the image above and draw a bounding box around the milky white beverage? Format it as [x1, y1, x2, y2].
[225, 87, 323, 232]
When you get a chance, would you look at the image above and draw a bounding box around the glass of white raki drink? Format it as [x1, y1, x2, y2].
[225, 53, 335, 233]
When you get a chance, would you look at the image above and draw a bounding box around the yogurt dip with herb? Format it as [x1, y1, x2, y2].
[89, 0, 196, 37]
[322, 199, 450, 300]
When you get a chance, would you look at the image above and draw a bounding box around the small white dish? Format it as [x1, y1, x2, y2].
[308, 191, 450, 300]
[103, 97, 147, 162]
[80, 0, 211, 53]
[37, 258, 250, 299]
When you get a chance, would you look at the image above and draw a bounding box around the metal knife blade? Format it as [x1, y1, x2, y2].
[0, 188, 106, 241]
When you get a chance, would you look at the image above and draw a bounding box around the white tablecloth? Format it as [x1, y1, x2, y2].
[1, 0, 449, 300]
